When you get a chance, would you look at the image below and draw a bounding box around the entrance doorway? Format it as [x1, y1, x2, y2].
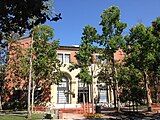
[78, 80, 89, 103]
[78, 89, 89, 103]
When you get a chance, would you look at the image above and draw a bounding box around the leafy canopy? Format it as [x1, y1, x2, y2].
[69, 25, 97, 84]
[117, 65, 145, 104]
[0, 0, 62, 44]
[96, 6, 126, 84]
[99, 6, 127, 52]
[32, 25, 62, 84]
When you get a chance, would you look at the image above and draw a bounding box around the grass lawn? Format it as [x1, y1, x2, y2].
[0, 113, 44, 120]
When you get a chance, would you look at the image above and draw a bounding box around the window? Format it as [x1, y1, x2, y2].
[78, 79, 89, 103]
[95, 55, 107, 64]
[58, 77, 67, 87]
[99, 90, 107, 102]
[57, 77, 70, 103]
[57, 53, 70, 63]
[95, 55, 100, 63]
[64, 54, 70, 63]
[58, 54, 63, 62]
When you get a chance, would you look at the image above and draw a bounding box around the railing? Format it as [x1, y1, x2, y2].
[151, 103, 160, 113]
[33, 103, 94, 119]
[59, 103, 93, 114]
[33, 106, 46, 111]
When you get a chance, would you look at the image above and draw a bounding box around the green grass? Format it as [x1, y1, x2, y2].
[0, 113, 44, 120]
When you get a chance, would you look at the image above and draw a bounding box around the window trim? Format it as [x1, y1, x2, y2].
[57, 52, 71, 63]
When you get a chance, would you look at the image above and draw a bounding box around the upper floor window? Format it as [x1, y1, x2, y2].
[95, 55, 100, 63]
[58, 54, 63, 63]
[64, 54, 70, 63]
[58, 53, 70, 63]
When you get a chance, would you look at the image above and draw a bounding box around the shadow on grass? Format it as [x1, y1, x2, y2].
[104, 111, 160, 119]
[0, 113, 44, 120]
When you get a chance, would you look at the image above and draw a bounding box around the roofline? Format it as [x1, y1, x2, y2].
[18, 36, 31, 42]
[18, 37, 79, 50]
[58, 46, 79, 51]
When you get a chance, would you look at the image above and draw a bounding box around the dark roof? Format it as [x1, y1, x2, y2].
[58, 45, 79, 51]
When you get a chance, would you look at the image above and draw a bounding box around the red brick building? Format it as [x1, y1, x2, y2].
[3, 37, 124, 110]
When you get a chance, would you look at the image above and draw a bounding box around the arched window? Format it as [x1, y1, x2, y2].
[57, 76, 70, 104]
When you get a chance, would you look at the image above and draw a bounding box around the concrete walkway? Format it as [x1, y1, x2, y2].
[61, 113, 85, 120]
[60, 110, 160, 120]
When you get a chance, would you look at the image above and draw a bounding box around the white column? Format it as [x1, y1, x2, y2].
[50, 84, 57, 104]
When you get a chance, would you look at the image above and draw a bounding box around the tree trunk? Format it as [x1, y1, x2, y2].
[27, 36, 33, 119]
[113, 87, 117, 108]
[144, 71, 152, 111]
[155, 76, 159, 103]
[132, 101, 135, 112]
[83, 84, 86, 113]
[83, 93, 86, 112]
[111, 53, 120, 112]
[31, 81, 35, 113]
[91, 64, 95, 114]
[27, 60, 32, 119]
[91, 83, 94, 113]
[136, 102, 138, 112]
[109, 85, 112, 107]
[106, 83, 109, 104]
[129, 100, 131, 111]
[0, 95, 2, 110]
[116, 79, 120, 112]
[111, 54, 117, 109]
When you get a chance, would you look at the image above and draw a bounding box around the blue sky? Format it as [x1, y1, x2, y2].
[46, 0, 160, 45]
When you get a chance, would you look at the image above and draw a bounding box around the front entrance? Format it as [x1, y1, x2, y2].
[78, 89, 89, 103]
[78, 80, 89, 103]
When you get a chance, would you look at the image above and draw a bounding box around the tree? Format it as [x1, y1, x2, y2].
[96, 6, 127, 111]
[4, 25, 62, 119]
[69, 25, 97, 83]
[117, 65, 145, 111]
[0, 43, 7, 110]
[32, 25, 62, 84]
[0, 0, 62, 45]
[1, 38, 28, 109]
[69, 25, 97, 112]
[28, 25, 62, 118]
[152, 17, 160, 37]
[0, 0, 61, 116]
[0, 64, 5, 110]
[124, 23, 158, 111]
[151, 17, 160, 103]
[3, 38, 29, 111]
